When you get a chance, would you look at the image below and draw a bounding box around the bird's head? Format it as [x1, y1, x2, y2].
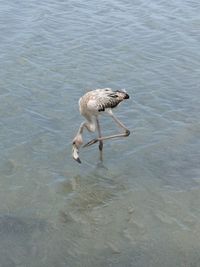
[72, 134, 83, 163]
[72, 144, 81, 163]
[115, 89, 129, 99]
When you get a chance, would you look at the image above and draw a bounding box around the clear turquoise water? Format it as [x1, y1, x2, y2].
[0, 0, 200, 266]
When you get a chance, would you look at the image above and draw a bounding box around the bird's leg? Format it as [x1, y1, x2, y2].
[96, 117, 103, 162]
[83, 113, 130, 147]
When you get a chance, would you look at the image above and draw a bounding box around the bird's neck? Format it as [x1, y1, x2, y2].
[86, 118, 96, 133]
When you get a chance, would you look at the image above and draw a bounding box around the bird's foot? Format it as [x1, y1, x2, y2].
[72, 143, 81, 163]
[83, 138, 99, 147]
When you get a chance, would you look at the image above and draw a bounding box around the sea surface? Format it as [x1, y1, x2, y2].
[0, 0, 200, 266]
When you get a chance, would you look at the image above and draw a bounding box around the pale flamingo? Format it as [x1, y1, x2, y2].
[72, 88, 130, 163]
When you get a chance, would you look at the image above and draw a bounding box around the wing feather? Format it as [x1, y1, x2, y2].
[81, 88, 128, 114]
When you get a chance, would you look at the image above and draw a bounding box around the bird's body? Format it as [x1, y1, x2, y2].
[72, 88, 130, 163]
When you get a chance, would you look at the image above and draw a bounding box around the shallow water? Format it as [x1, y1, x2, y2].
[0, 0, 200, 266]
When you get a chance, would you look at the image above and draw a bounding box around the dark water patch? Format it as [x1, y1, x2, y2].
[0, 214, 46, 236]
[0, 159, 16, 176]
[0, 214, 50, 267]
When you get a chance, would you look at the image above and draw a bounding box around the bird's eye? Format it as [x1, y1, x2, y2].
[109, 93, 117, 98]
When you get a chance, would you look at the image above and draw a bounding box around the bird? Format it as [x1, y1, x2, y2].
[72, 88, 130, 163]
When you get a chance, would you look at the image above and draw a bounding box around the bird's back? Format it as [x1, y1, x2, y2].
[79, 88, 129, 117]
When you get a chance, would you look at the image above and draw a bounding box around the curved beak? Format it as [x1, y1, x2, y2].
[72, 144, 81, 163]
